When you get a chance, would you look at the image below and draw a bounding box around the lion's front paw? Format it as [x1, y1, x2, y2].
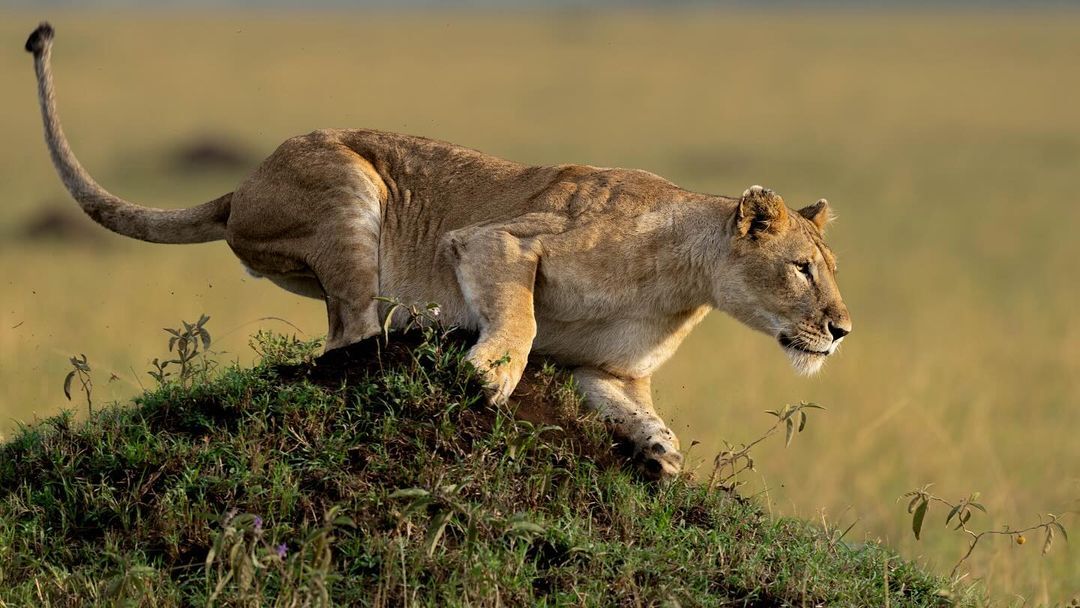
[466, 343, 527, 405]
[636, 439, 684, 481]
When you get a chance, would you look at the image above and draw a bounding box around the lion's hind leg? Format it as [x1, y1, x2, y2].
[227, 134, 385, 353]
[309, 213, 382, 353]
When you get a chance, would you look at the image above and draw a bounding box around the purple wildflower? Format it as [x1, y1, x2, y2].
[253, 516, 263, 532]
[276, 543, 288, 558]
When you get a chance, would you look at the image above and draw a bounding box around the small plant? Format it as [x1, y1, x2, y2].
[204, 507, 354, 607]
[902, 484, 1070, 578]
[62, 353, 93, 415]
[148, 314, 215, 387]
[374, 296, 446, 344]
[708, 401, 825, 489]
[100, 556, 160, 606]
[249, 330, 322, 367]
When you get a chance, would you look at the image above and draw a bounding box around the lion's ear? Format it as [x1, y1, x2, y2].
[736, 185, 787, 238]
[798, 199, 832, 231]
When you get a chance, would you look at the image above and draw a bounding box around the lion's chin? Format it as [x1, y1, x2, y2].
[783, 348, 828, 376]
[777, 335, 832, 376]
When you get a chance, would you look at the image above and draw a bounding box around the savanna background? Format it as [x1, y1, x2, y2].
[1, 4, 1077, 604]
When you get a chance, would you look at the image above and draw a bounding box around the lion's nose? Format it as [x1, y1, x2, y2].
[828, 322, 850, 341]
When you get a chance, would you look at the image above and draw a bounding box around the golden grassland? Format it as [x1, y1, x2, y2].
[1, 9, 1078, 604]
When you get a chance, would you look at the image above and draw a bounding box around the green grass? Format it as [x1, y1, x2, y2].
[0, 329, 967, 607]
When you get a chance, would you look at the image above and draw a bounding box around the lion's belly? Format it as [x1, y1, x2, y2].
[532, 306, 710, 378]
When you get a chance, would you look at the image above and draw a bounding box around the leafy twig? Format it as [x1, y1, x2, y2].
[374, 296, 447, 344]
[149, 314, 215, 387]
[902, 485, 1070, 578]
[62, 353, 93, 415]
[708, 401, 825, 490]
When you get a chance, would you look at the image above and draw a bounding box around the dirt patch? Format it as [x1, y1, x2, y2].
[13, 203, 107, 245]
[170, 136, 254, 173]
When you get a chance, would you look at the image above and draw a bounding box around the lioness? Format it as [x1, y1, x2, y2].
[26, 23, 850, 479]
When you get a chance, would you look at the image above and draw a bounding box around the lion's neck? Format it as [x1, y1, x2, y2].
[673, 195, 741, 311]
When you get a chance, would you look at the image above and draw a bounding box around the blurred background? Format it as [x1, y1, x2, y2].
[1, 1, 1078, 603]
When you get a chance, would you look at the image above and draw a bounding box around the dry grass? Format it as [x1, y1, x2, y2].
[0, 9, 1077, 604]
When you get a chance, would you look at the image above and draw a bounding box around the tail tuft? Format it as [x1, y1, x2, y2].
[25, 22, 54, 55]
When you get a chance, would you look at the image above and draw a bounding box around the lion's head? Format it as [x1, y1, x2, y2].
[716, 185, 852, 375]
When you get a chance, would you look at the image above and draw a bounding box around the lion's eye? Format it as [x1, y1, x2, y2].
[795, 261, 814, 281]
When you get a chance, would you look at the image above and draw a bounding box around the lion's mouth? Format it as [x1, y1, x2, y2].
[778, 334, 830, 356]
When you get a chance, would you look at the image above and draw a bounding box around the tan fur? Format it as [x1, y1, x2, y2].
[27, 25, 850, 479]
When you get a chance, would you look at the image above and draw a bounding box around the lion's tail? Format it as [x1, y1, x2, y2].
[25, 22, 230, 244]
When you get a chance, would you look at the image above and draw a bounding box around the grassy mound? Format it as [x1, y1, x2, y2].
[0, 329, 964, 606]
